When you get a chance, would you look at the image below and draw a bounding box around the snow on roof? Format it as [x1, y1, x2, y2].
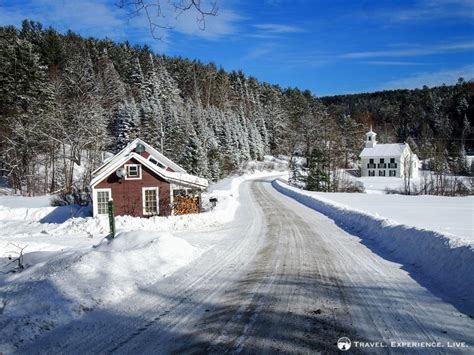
[90, 152, 208, 189]
[360, 143, 407, 158]
[92, 138, 186, 176]
[154, 162, 208, 188]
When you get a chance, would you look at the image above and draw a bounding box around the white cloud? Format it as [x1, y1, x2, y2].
[389, 0, 474, 22]
[252, 23, 303, 33]
[364, 61, 433, 66]
[342, 41, 474, 59]
[169, 7, 243, 39]
[379, 64, 474, 90]
[0, 0, 242, 48]
[243, 43, 275, 61]
[0, 0, 128, 39]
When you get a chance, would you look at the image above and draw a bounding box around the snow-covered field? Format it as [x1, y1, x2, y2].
[306, 188, 473, 240]
[312, 172, 473, 240]
[356, 172, 472, 195]
[0, 168, 286, 352]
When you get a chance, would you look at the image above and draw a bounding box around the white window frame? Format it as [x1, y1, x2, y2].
[93, 188, 112, 216]
[124, 164, 142, 180]
[142, 187, 159, 215]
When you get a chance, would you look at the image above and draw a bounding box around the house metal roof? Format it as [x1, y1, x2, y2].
[90, 141, 208, 190]
[92, 138, 186, 177]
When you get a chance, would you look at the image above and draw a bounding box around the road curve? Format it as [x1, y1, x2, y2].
[18, 178, 474, 354]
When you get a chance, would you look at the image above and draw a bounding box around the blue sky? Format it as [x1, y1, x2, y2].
[1, 0, 473, 96]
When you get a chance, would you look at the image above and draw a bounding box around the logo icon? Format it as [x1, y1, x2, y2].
[337, 337, 351, 351]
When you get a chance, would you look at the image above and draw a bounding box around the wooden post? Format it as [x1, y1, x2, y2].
[107, 199, 115, 238]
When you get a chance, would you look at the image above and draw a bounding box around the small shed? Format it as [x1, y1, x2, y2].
[90, 139, 208, 217]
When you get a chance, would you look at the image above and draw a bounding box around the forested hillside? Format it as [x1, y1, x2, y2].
[1, 21, 472, 196]
[321, 83, 474, 161]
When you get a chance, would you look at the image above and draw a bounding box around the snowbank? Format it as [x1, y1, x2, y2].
[272, 179, 474, 309]
[0, 195, 52, 208]
[0, 231, 201, 350]
[297, 191, 474, 240]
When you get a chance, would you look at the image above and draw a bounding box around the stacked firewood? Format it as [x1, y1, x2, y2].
[173, 196, 200, 215]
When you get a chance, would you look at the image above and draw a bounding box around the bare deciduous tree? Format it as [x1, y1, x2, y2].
[118, 0, 218, 39]
[5, 243, 28, 272]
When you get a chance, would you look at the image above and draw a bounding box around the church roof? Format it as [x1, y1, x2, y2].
[360, 143, 407, 158]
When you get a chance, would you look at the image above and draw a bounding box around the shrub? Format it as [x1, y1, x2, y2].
[51, 185, 90, 206]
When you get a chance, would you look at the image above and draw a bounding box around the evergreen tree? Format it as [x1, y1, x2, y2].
[180, 129, 208, 176]
[0, 27, 53, 193]
[306, 147, 330, 192]
[207, 138, 222, 181]
[112, 99, 139, 151]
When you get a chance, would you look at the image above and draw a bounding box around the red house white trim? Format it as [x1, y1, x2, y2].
[90, 139, 208, 217]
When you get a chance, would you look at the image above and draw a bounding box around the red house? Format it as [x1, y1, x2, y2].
[90, 139, 208, 217]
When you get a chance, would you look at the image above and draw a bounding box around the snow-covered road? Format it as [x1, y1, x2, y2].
[17, 178, 474, 354]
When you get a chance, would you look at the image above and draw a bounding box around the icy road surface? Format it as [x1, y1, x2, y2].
[18, 179, 474, 354]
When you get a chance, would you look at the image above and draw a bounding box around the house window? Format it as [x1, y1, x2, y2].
[368, 136, 372, 141]
[143, 187, 159, 215]
[369, 170, 375, 176]
[173, 189, 189, 197]
[148, 157, 166, 169]
[389, 170, 396, 177]
[367, 158, 376, 169]
[125, 164, 141, 180]
[379, 170, 386, 176]
[96, 189, 111, 215]
[388, 158, 397, 168]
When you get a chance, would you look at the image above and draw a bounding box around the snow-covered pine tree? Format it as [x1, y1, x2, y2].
[206, 137, 222, 181]
[153, 56, 189, 160]
[136, 54, 164, 149]
[0, 28, 54, 194]
[98, 48, 127, 113]
[179, 128, 208, 177]
[112, 98, 139, 151]
[129, 56, 145, 101]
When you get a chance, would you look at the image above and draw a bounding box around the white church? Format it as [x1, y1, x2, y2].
[360, 127, 419, 178]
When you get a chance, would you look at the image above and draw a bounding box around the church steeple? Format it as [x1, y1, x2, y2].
[365, 126, 377, 148]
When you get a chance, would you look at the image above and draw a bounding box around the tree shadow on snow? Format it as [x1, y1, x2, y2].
[39, 205, 92, 224]
[13, 268, 473, 354]
[10, 272, 369, 354]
